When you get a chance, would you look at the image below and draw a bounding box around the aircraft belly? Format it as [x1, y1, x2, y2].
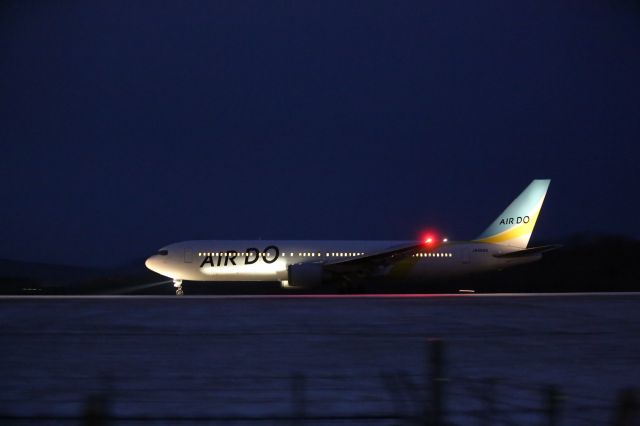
[196, 269, 282, 281]
[391, 258, 488, 280]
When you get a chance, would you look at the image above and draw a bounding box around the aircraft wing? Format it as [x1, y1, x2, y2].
[323, 242, 431, 274]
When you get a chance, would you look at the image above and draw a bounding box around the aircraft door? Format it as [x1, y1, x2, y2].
[184, 248, 194, 263]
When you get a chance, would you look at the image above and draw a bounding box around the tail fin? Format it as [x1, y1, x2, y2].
[474, 179, 551, 249]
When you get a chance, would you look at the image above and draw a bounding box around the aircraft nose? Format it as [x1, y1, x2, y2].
[145, 255, 160, 272]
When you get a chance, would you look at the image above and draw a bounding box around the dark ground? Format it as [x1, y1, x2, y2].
[1, 293, 639, 425]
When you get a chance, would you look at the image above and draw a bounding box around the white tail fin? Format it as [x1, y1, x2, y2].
[474, 179, 551, 249]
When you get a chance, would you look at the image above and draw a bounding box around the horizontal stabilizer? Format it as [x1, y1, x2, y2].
[493, 245, 561, 259]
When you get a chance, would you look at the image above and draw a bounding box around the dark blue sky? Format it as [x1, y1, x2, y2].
[1, 1, 639, 267]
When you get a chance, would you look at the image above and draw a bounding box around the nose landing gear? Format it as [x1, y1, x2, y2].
[173, 279, 184, 296]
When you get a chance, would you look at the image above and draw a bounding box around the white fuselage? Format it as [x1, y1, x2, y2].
[145, 240, 538, 283]
[145, 180, 552, 292]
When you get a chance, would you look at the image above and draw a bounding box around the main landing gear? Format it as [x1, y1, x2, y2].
[173, 279, 184, 296]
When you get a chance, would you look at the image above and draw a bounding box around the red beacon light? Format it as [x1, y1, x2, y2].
[420, 230, 446, 246]
[422, 232, 437, 245]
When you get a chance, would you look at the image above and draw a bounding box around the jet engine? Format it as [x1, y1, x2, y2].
[286, 263, 324, 288]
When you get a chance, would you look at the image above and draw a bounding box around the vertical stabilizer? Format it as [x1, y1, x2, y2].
[474, 179, 550, 249]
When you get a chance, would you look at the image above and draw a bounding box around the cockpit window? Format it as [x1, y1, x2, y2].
[158, 250, 169, 256]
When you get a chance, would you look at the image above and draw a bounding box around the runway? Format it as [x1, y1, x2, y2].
[1, 292, 639, 424]
[2, 291, 640, 299]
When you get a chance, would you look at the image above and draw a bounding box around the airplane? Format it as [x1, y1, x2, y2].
[145, 179, 557, 295]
